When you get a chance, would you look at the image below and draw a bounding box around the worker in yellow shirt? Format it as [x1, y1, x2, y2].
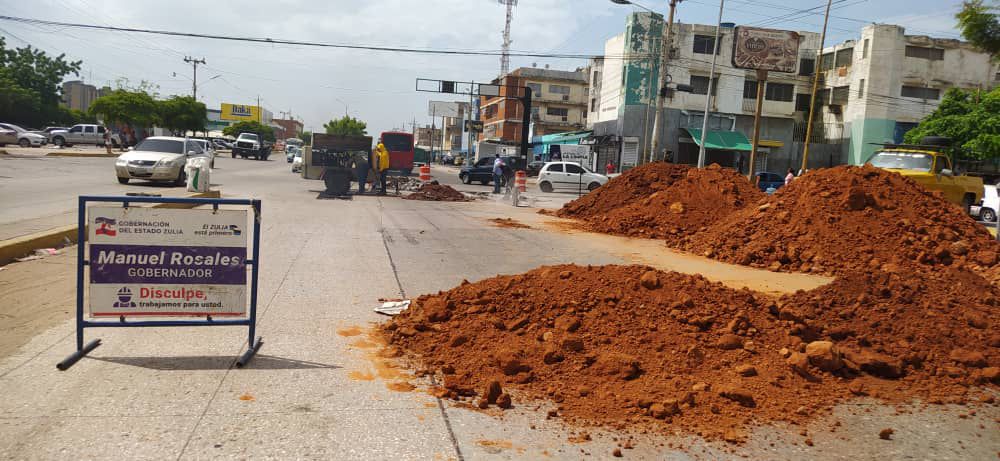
[375, 141, 390, 195]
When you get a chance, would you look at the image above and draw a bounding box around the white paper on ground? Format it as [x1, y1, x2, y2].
[374, 300, 411, 315]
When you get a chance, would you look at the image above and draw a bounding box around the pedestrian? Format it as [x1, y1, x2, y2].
[605, 160, 615, 175]
[501, 160, 515, 195]
[785, 168, 795, 186]
[103, 129, 113, 154]
[355, 151, 370, 194]
[376, 140, 390, 196]
[492, 156, 504, 194]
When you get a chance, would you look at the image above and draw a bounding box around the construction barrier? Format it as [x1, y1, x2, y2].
[515, 170, 527, 192]
[419, 165, 431, 182]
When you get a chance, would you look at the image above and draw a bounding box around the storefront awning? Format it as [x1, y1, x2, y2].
[684, 128, 753, 152]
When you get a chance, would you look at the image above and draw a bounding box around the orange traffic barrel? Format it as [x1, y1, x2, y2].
[419, 165, 431, 182]
[515, 170, 527, 192]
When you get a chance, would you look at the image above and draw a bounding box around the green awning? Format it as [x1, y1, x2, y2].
[684, 128, 753, 152]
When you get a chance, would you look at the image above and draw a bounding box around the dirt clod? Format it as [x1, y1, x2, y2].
[403, 184, 468, 201]
[879, 428, 894, 440]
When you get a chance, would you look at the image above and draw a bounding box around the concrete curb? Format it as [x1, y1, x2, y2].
[45, 152, 120, 158]
[0, 190, 221, 266]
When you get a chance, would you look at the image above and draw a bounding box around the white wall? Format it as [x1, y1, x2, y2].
[598, 33, 625, 124]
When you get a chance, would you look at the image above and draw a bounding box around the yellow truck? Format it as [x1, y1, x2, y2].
[868, 146, 983, 211]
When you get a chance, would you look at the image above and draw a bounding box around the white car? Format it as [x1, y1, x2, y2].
[291, 148, 303, 173]
[189, 139, 216, 168]
[537, 161, 609, 193]
[114, 137, 209, 185]
[971, 184, 998, 222]
[0, 123, 47, 147]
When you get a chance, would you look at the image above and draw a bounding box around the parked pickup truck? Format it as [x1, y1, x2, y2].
[231, 132, 272, 160]
[868, 145, 983, 211]
[49, 124, 121, 147]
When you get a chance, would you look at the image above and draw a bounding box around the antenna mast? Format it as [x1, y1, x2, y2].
[499, 0, 517, 76]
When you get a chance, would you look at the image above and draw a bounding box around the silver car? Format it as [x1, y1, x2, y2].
[114, 137, 208, 185]
[0, 123, 48, 147]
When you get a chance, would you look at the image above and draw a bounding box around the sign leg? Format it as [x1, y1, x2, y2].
[57, 339, 101, 370]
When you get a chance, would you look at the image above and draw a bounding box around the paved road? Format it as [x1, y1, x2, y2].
[0, 157, 996, 459]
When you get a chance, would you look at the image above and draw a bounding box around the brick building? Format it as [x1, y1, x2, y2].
[479, 67, 589, 144]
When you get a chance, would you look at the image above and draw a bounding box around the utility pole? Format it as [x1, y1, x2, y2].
[257, 95, 262, 123]
[697, 0, 725, 168]
[801, 0, 832, 173]
[649, 0, 680, 164]
[183, 56, 206, 100]
[748, 69, 767, 180]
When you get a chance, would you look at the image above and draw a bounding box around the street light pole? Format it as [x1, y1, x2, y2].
[801, 0, 833, 173]
[648, 0, 680, 164]
[697, 0, 725, 168]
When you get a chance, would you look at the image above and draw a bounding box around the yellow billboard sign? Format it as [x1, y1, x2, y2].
[220, 103, 261, 121]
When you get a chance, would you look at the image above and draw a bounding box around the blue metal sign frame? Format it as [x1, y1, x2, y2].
[57, 195, 263, 370]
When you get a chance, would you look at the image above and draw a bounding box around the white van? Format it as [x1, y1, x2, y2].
[971, 184, 998, 222]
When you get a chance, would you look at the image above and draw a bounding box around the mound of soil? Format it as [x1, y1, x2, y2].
[403, 184, 468, 202]
[557, 163, 762, 242]
[681, 164, 1000, 277]
[381, 264, 997, 440]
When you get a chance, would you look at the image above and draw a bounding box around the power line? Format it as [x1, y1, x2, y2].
[0, 15, 621, 61]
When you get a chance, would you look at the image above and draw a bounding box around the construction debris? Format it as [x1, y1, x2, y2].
[403, 184, 469, 202]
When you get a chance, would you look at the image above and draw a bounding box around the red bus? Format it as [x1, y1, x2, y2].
[380, 131, 415, 175]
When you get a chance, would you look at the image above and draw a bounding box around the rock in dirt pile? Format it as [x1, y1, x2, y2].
[680, 164, 1000, 277]
[556, 163, 762, 243]
[381, 264, 998, 441]
[403, 184, 468, 202]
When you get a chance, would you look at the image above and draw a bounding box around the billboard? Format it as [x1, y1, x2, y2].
[732, 26, 800, 73]
[88, 207, 248, 317]
[428, 101, 463, 118]
[221, 103, 262, 121]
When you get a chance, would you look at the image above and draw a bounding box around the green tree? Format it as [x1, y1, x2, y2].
[904, 87, 1000, 159]
[0, 37, 82, 126]
[957, 1, 1000, 58]
[157, 95, 207, 135]
[89, 89, 159, 127]
[299, 130, 312, 143]
[323, 115, 367, 136]
[223, 121, 275, 142]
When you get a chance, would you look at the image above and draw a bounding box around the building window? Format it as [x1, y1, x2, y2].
[743, 80, 758, 99]
[905, 46, 944, 60]
[835, 48, 853, 67]
[831, 86, 850, 105]
[857, 78, 865, 99]
[690, 75, 718, 95]
[817, 88, 830, 105]
[862, 39, 869, 59]
[795, 93, 811, 112]
[901, 85, 941, 100]
[765, 82, 794, 102]
[820, 52, 834, 71]
[526, 83, 542, 96]
[798, 58, 815, 76]
[590, 98, 597, 112]
[693, 35, 720, 55]
[546, 107, 569, 117]
[592, 71, 601, 83]
[549, 84, 571, 95]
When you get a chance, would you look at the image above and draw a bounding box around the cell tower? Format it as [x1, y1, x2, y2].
[499, 0, 517, 77]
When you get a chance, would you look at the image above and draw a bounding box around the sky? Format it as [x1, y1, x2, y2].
[0, 0, 969, 136]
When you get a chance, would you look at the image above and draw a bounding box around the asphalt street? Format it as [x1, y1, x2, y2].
[0, 154, 996, 459]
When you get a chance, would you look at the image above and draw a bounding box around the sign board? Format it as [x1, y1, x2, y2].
[88, 207, 248, 317]
[429, 101, 463, 118]
[464, 120, 484, 132]
[478, 84, 501, 97]
[220, 103, 262, 122]
[732, 26, 800, 73]
[551, 144, 590, 164]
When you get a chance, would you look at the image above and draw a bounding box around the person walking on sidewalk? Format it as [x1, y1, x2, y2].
[492, 156, 505, 194]
[103, 129, 113, 154]
[606, 160, 615, 175]
[375, 141, 390, 196]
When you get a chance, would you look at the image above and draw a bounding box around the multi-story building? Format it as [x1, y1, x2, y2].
[414, 125, 442, 151]
[272, 118, 304, 140]
[589, 12, 823, 173]
[814, 24, 1000, 165]
[480, 66, 588, 144]
[61, 80, 110, 113]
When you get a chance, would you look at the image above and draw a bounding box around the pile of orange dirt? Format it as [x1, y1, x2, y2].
[556, 163, 763, 242]
[489, 218, 531, 229]
[403, 184, 468, 202]
[680, 164, 1000, 277]
[380, 264, 998, 441]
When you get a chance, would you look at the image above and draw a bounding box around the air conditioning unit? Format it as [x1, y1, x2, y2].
[561, 116, 568, 122]
[828, 104, 842, 114]
[562, 95, 569, 101]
